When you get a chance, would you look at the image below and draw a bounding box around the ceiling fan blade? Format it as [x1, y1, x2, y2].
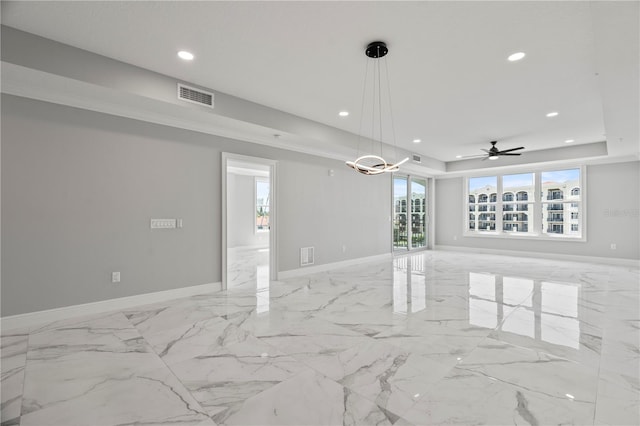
[481, 149, 490, 154]
[498, 147, 525, 154]
[481, 156, 489, 161]
[500, 153, 521, 156]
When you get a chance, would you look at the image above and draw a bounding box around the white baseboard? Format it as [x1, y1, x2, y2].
[434, 245, 640, 267]
[0, 282, 222, 332]
[229, 244, 269, 250]
[278, 253, 393, 280]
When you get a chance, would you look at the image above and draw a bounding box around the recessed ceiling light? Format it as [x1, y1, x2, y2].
[565, 139, 575, 143]
[546, 112, 559, 117]
[508, 52, 526, 62]
[455, 155, 463, 159]
[178, 50, 194, 61]
[338, 111, 349, 117]
[413, 139, 421, 143]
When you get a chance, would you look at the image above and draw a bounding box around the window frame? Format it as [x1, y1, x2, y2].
[254, 176, 270, 234]
[463, 166, 586, 241]
[392, 174, 430, 251]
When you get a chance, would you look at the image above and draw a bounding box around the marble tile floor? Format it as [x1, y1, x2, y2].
[1, 250, 638, 425]
[227, 246, 270, 292]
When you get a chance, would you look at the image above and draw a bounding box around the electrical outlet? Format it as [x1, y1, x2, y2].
[610, 243, 617, 250]
[112, 271, 121, 283]
[453, 235, 458, 241]
[150, 219, 177, 229]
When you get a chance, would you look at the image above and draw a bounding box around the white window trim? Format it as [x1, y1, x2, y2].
[463, 165, 586, 242]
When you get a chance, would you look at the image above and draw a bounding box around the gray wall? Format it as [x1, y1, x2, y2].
[279, 161, 391, 269]
[1, 95, 391, 316]
[227, 173, 269, 249]
[435, 161, 640, 260]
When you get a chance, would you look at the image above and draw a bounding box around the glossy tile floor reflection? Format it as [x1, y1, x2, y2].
[2, 251, 638, 425]
[227, 247, 270, 292]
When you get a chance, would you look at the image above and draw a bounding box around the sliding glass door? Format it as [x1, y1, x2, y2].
[393, 175, 428, 251]
[411, 178, 427, 249]
[393, 176, 408, 250]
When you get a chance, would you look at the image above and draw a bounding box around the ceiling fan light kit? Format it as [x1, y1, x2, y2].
[346, 41, 409, 175]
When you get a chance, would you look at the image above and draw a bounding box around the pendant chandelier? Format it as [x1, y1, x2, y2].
[346, 41, 409, 175]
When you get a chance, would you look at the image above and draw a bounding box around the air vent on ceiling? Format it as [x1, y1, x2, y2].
[412, 154, 421, 163]
[177, 83, 214, 108]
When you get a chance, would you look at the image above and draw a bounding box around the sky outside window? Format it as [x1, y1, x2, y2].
[503, 173, 533, 189]
[469, 176, 497, 192]
[256, 180, 269, 206]
[541, 169, 579, 184]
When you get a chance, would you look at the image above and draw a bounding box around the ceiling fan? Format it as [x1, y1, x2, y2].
[459, 141, 525, 161]
[482, 140, 525, 160]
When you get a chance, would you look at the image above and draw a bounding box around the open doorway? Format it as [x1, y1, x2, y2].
[222, 153, 277, 292]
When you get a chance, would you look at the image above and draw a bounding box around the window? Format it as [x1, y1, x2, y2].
[465, 168, 584, 240]
[547, 189, 563, 200]
[256, 179, 270, 232]
[548, 224, 564, 234]
[467, 177, 497, 232]
[502, 173, 534, 234]
[541, 169, 581, 237]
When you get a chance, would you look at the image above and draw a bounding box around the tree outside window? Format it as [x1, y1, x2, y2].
[256, 179, 270, 232]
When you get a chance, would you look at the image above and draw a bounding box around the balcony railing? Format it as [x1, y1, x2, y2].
[547, 227, 564, 234]
[547, 217, 564, 222]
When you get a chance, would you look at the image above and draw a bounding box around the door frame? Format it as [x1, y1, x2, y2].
[391, 174, 433, 252]
[221, 152, 278, 289]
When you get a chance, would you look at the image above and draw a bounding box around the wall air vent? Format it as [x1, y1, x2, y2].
[300, 247, 315, 266]
[177, 83, 214, 108]
[412, 154, 421, 163]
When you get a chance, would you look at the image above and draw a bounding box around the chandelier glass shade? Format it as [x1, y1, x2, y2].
[346, 41, 409, 175]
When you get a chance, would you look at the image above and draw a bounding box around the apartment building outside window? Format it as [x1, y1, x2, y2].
[466, 168, 584, 240]
[393, 176, 428, 250]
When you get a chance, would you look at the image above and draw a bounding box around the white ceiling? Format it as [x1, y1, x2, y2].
[1, 1, 638, 168]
